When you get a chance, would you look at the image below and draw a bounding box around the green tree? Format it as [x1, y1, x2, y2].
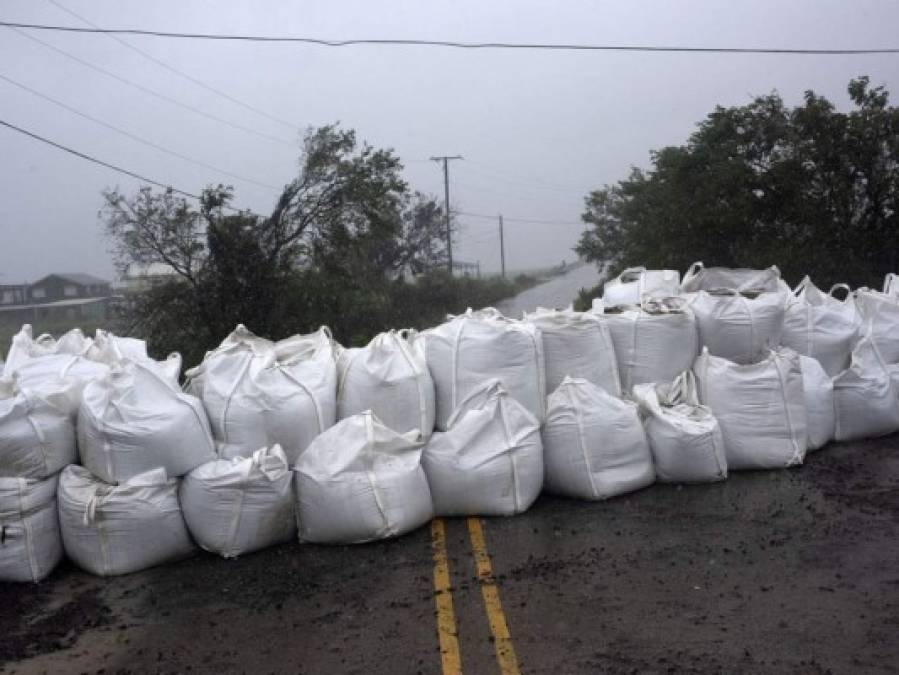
[576, 77, 899, 292]
[102, 124, 465, 363]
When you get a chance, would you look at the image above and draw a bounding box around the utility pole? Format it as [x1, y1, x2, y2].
[430, 155, 462, 274]
[498, 214, 506, 279]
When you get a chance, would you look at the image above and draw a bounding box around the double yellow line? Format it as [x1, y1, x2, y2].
[430, 517, 521, 675]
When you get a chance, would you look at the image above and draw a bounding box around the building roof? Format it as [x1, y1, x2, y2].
[31, 273, 110, 286]
[123, 262, 179, 278]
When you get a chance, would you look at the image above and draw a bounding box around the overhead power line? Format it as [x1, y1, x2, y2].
[46, 0, 299, 132]
[7, 26, 295, 148]
[2, 21, 898, 54]
[0, 118, 243, 210]
[0, 72, 280, 191]
[463, 159, 590, 194]
[452, 177, 579, 204]
[459, 210, 582, 226]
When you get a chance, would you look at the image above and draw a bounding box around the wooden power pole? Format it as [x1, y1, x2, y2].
[430, 155, 462, 274]
[498, 214, 506, 278]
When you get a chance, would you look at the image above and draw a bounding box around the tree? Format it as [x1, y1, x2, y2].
[576, 77, 899, 290]
[101, 124, 456, 362]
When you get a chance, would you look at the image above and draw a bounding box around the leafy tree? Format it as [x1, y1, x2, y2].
[102, 124, 467, 364]
[576, 77, 899, 292]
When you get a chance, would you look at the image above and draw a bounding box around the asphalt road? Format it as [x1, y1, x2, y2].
[1, 434, 898, 674]
[496, 264, 602, 317]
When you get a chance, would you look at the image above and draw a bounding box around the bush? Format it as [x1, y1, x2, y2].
[573, 282, 603, 312]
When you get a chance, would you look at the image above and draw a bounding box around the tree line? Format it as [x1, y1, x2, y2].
[576, 76, 899, 301]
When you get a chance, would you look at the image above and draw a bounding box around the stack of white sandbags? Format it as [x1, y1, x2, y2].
[62, 355, 211, 576]
[57, 465, 195, 576]
[336, 329, 435, 439]
[591, 297, 699, 392]
[0, 375, 79, 582]
[694, 347, 808, 470]
[2, 325, 186, 582]
[542, 377, 654, 499]
[632, 372, 727, 483]
[186, 325, 337, 463]
[601, 267, 680, 306]
[781, 278, 860, 376]
[523, 307, 620, 396]
[180, 445, 295, 557]
[424, 380, 543, 516]
[0, 324, 209, 578]
[294, 412, 433, 543]
[422, 308, 545, 430]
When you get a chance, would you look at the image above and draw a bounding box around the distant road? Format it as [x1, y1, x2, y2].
[496, 263, 602, 317]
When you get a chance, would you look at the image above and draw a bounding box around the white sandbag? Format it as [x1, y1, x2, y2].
[423, 308, 545, 430]
[680, 262, 784, 293]
[591, 298, 699, 392]
[180, 445, 295, 558]
[79, 360, 216, 484]
[523, 307, 620, 396]
[799, 355, 835, 451]
[0, 376, 77, 479]
[686, 289, 785, 364]
[423, 380, 542, 516]
[632, 371, 726, 483]
[294, 412, 433, 544]
[781, 278, 861, 377]
[2, 325, 93, 377]
[602, 267, 681, 306]
[337, 330, 435, 439]
[3, 325, 109, 396]
[86, 329, 149, 365]
[694, 348, 807, 470]
[833, 332, 899, 441]
[186, 325, 337, 463]
[543, 377, 654, 499]
[853, 288, 899, 363]
[0, 473, 62, 582]
[884, 273, 899, 299]
[58, 465, 194, 577]
[9, 354, 110, 400]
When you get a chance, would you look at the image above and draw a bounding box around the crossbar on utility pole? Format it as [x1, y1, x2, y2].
[498, 214, 506, 279]
[430, 155, 462, 274]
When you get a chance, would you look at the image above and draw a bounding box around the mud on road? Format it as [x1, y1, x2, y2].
[1, 435, 898, 674]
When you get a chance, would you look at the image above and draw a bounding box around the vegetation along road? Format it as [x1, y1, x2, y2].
[496, 263, 602, 318]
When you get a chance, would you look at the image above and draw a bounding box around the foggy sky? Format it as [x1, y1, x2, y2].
[1, 0, 898, 283]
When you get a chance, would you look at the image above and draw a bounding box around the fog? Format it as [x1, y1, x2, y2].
[1, 0, 897, 283]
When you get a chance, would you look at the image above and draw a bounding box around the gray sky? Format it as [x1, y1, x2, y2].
[1, 0, 898, 283]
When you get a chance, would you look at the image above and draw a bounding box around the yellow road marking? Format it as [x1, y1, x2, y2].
[467, 517, 521, 675]
[431, 518, 463, 675]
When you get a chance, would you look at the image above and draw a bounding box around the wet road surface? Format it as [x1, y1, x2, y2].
[2, 435, 898, 674]
[496, 264, 602, 318]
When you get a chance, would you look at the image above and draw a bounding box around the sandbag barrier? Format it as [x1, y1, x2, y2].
[2, 264, 899, 581]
